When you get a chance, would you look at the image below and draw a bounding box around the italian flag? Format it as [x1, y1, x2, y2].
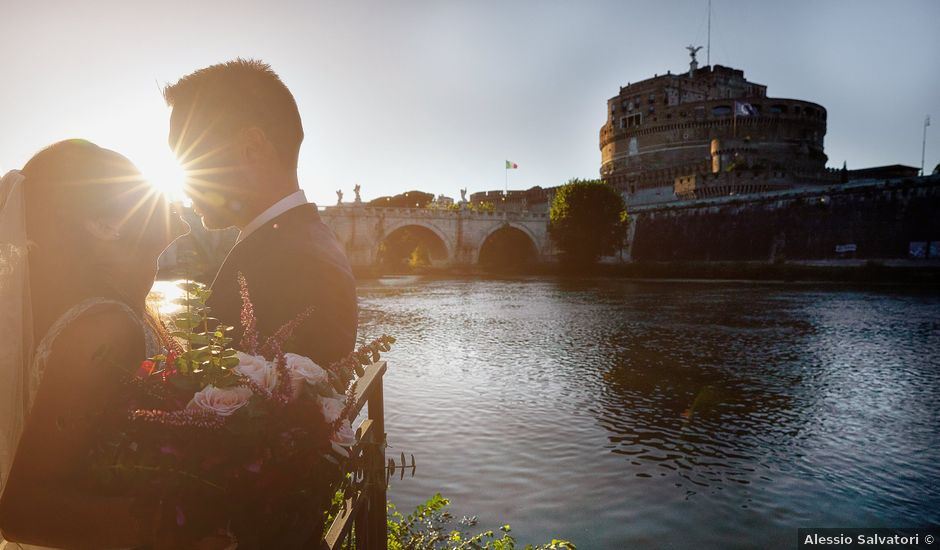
[505, 160, 519, 169]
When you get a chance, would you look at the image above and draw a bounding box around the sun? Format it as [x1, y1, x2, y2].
[139, 150, 188, 203]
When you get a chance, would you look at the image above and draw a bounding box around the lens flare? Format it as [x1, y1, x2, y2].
[140, 151, 188, 203]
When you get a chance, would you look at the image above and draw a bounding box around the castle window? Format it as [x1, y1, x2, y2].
[624, 113, 642, 128]
[769, 104, 788, 114]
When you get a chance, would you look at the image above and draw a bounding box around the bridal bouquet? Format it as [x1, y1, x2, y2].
[91, 274, 393, 547]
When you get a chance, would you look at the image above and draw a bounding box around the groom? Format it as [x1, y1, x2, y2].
[164, 59, 357, 370]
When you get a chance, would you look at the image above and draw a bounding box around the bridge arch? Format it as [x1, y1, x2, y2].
[474, 222, 541, 265]
[376, 221, 452, 267]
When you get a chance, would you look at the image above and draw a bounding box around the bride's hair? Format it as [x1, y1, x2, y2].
[22, 140, 162, 302]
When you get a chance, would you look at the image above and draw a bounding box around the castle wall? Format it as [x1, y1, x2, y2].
[628, 176, 940, 262]
[600, 65, 829, 207]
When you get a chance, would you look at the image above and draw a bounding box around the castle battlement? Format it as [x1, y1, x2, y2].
[601, 61, 829, 206]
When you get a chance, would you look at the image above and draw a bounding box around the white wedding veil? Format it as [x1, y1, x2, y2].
[0, 169, 32, 496]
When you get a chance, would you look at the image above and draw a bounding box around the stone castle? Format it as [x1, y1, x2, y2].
[600, 51, 830, 206]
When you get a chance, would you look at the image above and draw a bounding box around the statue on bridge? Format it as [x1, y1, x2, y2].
[354, 184, 362, 204]
[336, 189, 343, 205]
[459, 187, 467, 203]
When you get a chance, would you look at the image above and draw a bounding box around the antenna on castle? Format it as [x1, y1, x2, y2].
[707, 0, 712, 66]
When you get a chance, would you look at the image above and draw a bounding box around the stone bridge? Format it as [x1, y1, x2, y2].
[319, 205, 553, 267]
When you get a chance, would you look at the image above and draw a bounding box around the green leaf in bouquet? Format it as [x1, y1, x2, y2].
[187, 334, 210, 346]
[171, 296, 205, 307]
[171, 317, 200, 330]
[175, 281, 204, 293]
[191, 348, 212, 362]
[221, 356, 240, 369]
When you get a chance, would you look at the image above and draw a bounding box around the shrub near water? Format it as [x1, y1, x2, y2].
[387, 494, 576, 549]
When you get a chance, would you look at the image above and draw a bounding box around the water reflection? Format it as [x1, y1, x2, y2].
[150, 276, 939, 548]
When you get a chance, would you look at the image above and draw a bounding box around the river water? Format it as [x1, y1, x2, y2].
[354, 276, 940, 549]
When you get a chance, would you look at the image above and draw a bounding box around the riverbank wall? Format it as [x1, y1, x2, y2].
[357, 175, 940, 284]
[626, 175, 940, 265]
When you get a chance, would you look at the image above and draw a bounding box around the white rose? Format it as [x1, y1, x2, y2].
[331, 419, 356, 447]
[284, 353, 328, 399]
[234, 352, 279, 393]
[186, 385, 252, 417]
[320, 396, 346, 424]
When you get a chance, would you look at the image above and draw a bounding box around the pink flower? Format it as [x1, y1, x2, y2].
[186, 385, 252, 417]
[284, 353, 328, 399]
[319, 396, 346, 424]
[331, 419, 356, 447]
[234, 352, 279, 393]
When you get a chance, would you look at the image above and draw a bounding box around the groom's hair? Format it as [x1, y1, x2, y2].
[164, 59, 304, 169]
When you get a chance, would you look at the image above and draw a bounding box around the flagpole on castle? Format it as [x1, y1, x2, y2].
[504, 160, 518, 196]
[922, 115, 931, 176]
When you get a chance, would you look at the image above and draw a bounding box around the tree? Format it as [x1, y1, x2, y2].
[548, 178, 627, 266]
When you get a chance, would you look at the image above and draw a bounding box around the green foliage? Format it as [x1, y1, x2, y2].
[548, 178, 627, 266]
[387, 494, 576, 550]
[165, 281, 239, 387]
[445, 201, 495, 213]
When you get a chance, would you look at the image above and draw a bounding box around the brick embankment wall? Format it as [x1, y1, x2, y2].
[629, 176, 940, 263]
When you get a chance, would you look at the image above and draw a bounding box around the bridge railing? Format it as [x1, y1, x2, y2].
[320, 360, 388, 550]
[321, 206, 549, 220]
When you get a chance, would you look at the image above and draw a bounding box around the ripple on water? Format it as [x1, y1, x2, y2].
[356, 278, 940, 548]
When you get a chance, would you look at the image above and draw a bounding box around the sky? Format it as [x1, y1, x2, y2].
[2, 0, 938, 206]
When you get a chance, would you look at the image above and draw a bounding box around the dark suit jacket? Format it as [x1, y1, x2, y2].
[208, 203, 357, 368]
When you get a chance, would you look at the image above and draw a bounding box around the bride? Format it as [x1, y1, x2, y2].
[0, 140, 192, 549]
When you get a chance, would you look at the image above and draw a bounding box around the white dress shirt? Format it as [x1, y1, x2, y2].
[236, 189, 309, 243]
